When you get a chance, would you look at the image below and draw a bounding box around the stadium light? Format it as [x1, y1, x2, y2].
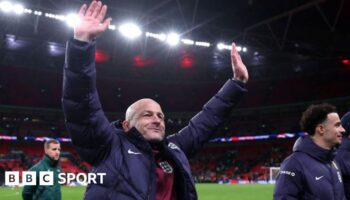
[195, 41, 210, 47]
[23, 8, 32, 14]
[108, 25, 116, 30]
[166, 33, 180, 46]
[45, 13, 66, 21]
[13, 3, 24, 15]
[181, 39, 194, 45]
[0, 3, 252, 53]
[217, 43, 231, 50]
[65, 13, 80, 27]
[0, 1, 12, 13]
[33, 10, 42, 16]
[118, 23, 142, 39]
[145, 32, 166, 41]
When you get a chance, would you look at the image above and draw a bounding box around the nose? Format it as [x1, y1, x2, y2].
[339, 125, 346, 134]
[150, 115, 163, 124]
[152, 116, 161, 123]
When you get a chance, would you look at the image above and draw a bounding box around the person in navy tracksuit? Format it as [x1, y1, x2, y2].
[62, 1, 249, 199]
[335, 111, 350, 199]
[273, 103, 346, 200]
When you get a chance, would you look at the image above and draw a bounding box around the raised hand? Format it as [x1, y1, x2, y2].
[231, 43, 249, 83]
[74, 1, 112, 42]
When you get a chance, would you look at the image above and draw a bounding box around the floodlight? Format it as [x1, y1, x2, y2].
[195, 41, 210, 47]
[118, 23, 142, 39]
[166, 33, 180, 46]
[181, 39, 194, 45]
[65, 13, 80, 27]
[12, 4, 24, 14]
[0, 1, 12, 13]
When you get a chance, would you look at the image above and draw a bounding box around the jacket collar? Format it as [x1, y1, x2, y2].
[43, 154, 59, 167]
[127, 127, 169, 152]
[293, 135, 336, 163]
[112, 121, 168, 152]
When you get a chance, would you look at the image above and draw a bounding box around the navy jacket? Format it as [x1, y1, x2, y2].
[273, 136, 346, 200]
[62, 39, 246, 200]
[335, 137, 350, 199]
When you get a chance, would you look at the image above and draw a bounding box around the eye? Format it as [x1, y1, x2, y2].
[143, 113, 152, 117]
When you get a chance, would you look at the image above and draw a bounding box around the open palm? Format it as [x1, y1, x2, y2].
[74, 1, 111, 42]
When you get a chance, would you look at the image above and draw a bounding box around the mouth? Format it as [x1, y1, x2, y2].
[148, 127, 164, 132]
[149, 128, 161, 132]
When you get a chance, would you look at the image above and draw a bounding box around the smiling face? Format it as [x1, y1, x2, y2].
[318, 112, 345, 148]
[123, 99, 165, 142]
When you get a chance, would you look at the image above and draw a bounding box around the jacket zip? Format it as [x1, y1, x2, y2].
[147, 150, 156, 200]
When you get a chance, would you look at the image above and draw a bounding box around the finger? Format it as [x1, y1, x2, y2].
[92, 1, 102, 18]
[99, 17, 112, 32]
[78, 4, 87, 17]
[97, 5, 107, 22]
[86, 1, 97, 17]
[231, 43, 238, 65]
[231, 43, 243, 64]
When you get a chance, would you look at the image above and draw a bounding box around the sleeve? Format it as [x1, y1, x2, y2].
[335, 150, 350, 177]
[22, 166, 39, 200]
[273, 156, 304, 200]
[167, 79, 246, 157]
[62, 38, 117, 165]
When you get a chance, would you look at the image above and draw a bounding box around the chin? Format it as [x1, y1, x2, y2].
[146, 135, 164, 142]
[150, 137, 164, 142]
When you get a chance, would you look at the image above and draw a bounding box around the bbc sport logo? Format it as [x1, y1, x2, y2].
[5, 171, 106, 186]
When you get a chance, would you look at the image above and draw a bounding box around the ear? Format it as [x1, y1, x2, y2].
[122, 120, 130, 132]
[316, 124, 325, 135]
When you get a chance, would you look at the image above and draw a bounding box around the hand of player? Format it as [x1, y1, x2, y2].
[231, 43, 249, 83]
[74, 1, 112, 43]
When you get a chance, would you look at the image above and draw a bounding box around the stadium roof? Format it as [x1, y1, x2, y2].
[0, 0, 349, 81]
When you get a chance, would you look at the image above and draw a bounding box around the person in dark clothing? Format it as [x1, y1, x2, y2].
[335, 111, 350, 199]
[273, 103, 346, 200]
[22, 139, 62, 200]
[62, 1, 249, 199]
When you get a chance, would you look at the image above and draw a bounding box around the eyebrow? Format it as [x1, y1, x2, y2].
[143, 110, 164, 117]
[335, 121, 341, 126]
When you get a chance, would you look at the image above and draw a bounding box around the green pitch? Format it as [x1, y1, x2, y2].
[0, 184, 274, 200]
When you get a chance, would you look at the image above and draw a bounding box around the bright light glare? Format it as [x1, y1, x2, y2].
[108, 25, 116, 30]
[65, 13, 80, 27]
[217, 43, 231, 50]
[242, 47, 247, 52]
[118, 23, 142, 39]
[13, 4, 24, 14]
[181, 39, 194, 45]
[166, 33, 180, 46]
[0, 1, 13, 12]
[24, 8, 32, 14]
[146, 32, 166, 41]
[195, 41, 210, 47]
[236, 46, 242, 52]
[34, 10, 42, 16]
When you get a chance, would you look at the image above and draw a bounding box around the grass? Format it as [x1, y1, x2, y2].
[196, 184, 273, 200]
[0, 184, 274, 200]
